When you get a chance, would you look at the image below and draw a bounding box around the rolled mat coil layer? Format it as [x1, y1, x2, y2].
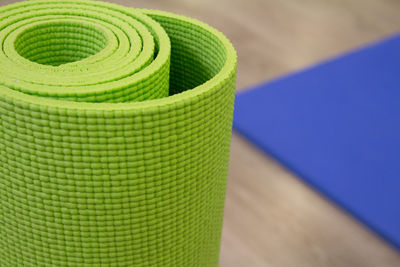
[0, 0, 237, 266]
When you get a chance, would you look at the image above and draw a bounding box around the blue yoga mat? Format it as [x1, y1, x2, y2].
[233, 34, 400, 250]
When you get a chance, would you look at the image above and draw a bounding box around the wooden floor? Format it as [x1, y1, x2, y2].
[3, 0, 400, 266]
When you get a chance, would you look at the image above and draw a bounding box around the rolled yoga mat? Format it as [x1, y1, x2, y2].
[0, 0, 237, 266]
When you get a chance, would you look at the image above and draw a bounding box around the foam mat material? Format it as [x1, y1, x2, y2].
[0, 0, 237, 266]
[233, 34, 400, 250]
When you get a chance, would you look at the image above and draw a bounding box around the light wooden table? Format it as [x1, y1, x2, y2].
[3, 0, 400, 266]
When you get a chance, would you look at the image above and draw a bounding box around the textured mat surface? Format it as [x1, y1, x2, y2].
[0, 0, 237, 266]
[233, 34, 400, 250]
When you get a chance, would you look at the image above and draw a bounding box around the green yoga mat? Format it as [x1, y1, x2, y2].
[0, 0, 237, 266]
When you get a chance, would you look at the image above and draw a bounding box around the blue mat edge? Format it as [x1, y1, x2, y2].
[232, 32, 400, 251]
[235, 32, 400, 100]
[233, 124, 400, 251]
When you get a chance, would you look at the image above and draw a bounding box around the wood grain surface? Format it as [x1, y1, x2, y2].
[2, 0, 400, 266]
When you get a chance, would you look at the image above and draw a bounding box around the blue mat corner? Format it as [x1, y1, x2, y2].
[233, 33, 400, 250]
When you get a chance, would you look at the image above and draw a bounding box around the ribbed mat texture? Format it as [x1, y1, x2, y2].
[0, 0, 237, 266]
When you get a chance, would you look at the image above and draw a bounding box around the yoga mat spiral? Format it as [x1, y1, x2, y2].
[0, 0, 237, 266]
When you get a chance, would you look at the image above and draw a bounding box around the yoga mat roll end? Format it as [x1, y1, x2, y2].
[0, 0, 237, 266]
